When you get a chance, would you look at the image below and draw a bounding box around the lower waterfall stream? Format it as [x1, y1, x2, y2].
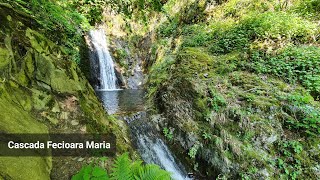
[88, 29, 190, 180]
[96, 90, 191, 180]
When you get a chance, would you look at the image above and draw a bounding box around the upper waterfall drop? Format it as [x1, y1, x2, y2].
[88, 29, 117, 90]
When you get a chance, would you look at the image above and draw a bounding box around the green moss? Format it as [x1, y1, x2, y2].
[31, 89, 52, 111]
[0, 157, 51, 180]
[50, 69, 83, 93]
[0, 87, 51, 180]
[0, 47, 10, 69]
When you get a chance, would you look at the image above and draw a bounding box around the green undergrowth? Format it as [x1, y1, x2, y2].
[1, 0, 91, 63]
[293, 0, 320, 19]
[209, 11, 318, 54]
[72, 153, 171, 180]
[146, 0, 320, 178]
[150, 46, 320, 178]
[243, 46, 320, 99]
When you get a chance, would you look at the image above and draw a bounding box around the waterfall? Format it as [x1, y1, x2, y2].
[88, 29, 117, 90]
[88, 29, 191, 180]
[126, 112, 191, 180]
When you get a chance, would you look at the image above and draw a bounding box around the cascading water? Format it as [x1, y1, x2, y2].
[88, 29, 191, 180]
[126, 112, 191, 180]
[88, 29, 117, 90]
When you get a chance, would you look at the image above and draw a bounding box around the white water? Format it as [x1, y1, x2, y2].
[89, 29, 191, 180]
[88, 29, 117, 90]
[128, 112, 191, 180]
[136, 134, 190, 180]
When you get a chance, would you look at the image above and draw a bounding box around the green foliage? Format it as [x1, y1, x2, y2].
[207, 90, 226, 112]
[134, 164, 171, 180]
[246, 46, 320, 97]
[111, 153, 134, 179]
[72, 153, 171, 180]
[241, 12, 317, 40]
[209, 12, 318, 54]
[64, 0, 164, 25]
[3, 0, 90, 63]
[284, 94, 320, 137]
[163, 127, 173, 140]
[275, 140, 304, 179]
[158, 17, 179, 37]
[179, 0, 207, 24]
[202, 131, 212, 142]
[188, 142, 200, 159]
[175, 47, 214, 78]
[72, 157, 109, 180]
[74, 165, 109, 180]
[114, 48, 129, 69]
[147, 55, 175, 98]
[181, 24, 212, 47]
[65, 0, 106, 25]
[146, 0, 320, 178]
[293, 0, 320, 19]
[209, 25, 250, 54]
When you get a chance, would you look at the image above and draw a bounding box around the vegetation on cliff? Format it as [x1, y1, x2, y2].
[135, 0, 320, 179]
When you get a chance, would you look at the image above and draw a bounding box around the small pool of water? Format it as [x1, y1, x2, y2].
[96, 89, 146, 114]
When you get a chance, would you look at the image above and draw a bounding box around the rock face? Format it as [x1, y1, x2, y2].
[148, 48, 320, 179]
[0, 3, 131, 179]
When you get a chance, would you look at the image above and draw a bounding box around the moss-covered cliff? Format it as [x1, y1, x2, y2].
[143, 0, 320, 179]
[0, 2, 131, 179]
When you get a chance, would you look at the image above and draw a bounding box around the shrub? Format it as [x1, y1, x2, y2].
[240, 12, 317, 41]
[179, 0, 207, 24]
[209, 27, 250, 54]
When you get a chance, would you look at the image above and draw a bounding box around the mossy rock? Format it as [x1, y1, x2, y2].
[0, 89, 51, 180]
[31, 89, 53, 111]
[0, 46, 11, 69]
[50, 69, 83, 93]
[0, 156, 51, 180]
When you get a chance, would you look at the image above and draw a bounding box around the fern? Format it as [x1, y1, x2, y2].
[130, 160, 144, 177]
[134, 164, 171, 180]
[72, 153, 171, 180]
[110, 153, 134, 180]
